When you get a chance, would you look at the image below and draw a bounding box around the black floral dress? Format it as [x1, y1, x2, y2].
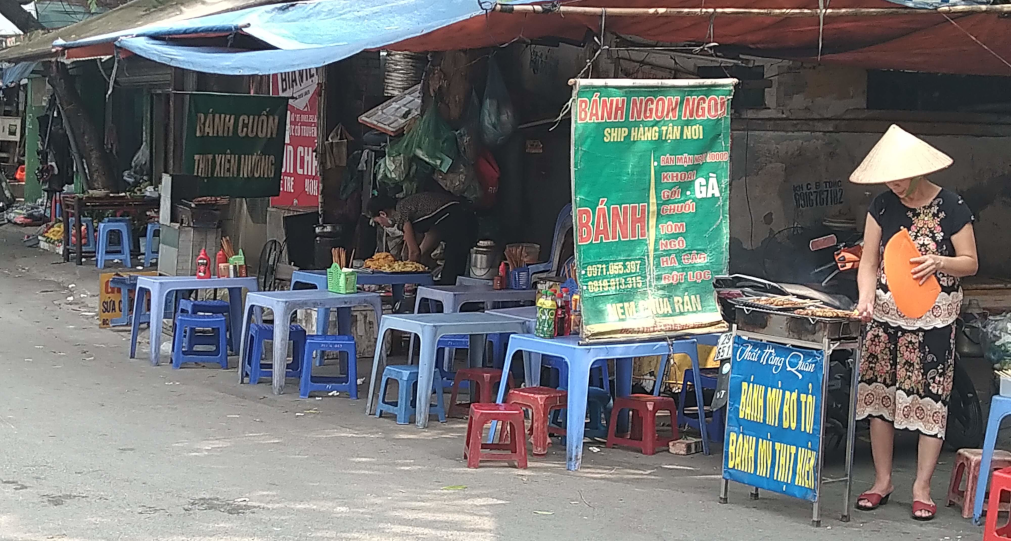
[855, 188, 974, 439]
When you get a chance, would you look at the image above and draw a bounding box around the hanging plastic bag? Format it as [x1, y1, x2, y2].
[983, 313, 1011, 369]
[480, 58, 516, 147]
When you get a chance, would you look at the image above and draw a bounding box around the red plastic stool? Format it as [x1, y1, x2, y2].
[464, 403, 528, 469]
[449, 368, 514, 417]
[985, 467, 1011, 540]
[507, 386, 567, 455]
[606, 394, 678, 456]
[948, 448, 1011, 518]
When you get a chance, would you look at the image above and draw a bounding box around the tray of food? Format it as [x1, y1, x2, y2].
[732, 296, 820, 311]
[792, 307, 861, 320]
[361, 252, 429, 273]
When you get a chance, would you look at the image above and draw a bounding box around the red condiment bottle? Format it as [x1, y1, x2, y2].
[215, 250, 228, 277]
[196, 248, 211, 279]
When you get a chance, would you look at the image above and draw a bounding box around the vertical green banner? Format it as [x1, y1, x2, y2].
[571, 79, 735, 341]
[183, 92, 288, 197]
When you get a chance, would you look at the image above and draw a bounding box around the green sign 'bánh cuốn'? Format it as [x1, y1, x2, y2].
[571, 79, 736, 341]
[183, 92, 289, 198]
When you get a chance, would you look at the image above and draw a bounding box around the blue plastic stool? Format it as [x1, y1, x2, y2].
[678, 368, 725, 444]
[243, 323, 307, 385]
[171, 313, 228, 369]
[300, 334, 358, 398]
[178, 298, 235, 352]
[542, 355, 611, 392]
[109, 275, 143, 327]
[974, 394, 1011, 524]
[375, 365, 447, 424]
[96, 221, 133, 269]
[551, 386, 612, 441]
[143, 223, 160, 267]
[69, 216, 95, 253]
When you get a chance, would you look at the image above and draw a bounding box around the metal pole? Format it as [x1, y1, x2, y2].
[812, 336, 832, 527]
[841, 336, 863, 522]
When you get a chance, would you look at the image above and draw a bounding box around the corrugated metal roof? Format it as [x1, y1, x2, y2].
[0, 0, 283, 62]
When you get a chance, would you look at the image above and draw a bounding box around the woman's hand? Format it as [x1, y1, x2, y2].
[856, 297, 874, 323]
[407, 247, 421, 263]
[910, 255, 943, 284]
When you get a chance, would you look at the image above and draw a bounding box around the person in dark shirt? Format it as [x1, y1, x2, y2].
[368, 192, 478, 285]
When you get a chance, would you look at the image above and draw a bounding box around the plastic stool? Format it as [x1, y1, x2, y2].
[949, 448, 1011, 519]
[243, 323, 307, 385]
[171, 313, 228, 369]
[300, 334, 358, 399]
[507, 386, 567, 455]
[449, 368, 514, 417]
[434, 334, 511, 386]
[679, 368, 724, 444]
[606, 394, 679, 455]
[143, 223, 160, 267]
[69, 216, 95, 253]
[976, 395, 1011, 524]
[985, 467, 1011, 540]
[547, 386, 612, 441]
[109, 275, 142, 327]
[465, 403, 528, 468]
[96, 221, 133, 269]
[178, 299, 235, 352]
[375, 365, 447, 424]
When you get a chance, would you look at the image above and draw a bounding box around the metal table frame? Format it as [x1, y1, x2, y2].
[60, 194, 159, 266]
[718, 323, 862, 527]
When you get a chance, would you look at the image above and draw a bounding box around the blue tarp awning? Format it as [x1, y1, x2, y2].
[55, 0, 542, 75]
[0, 62, 38, 87]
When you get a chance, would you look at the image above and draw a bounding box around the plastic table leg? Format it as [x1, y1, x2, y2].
[271, 309, 293, 395]
[564, 352, 593, 471]
[974, 396, 1011, 524]
[129, 285, 149, 358]
[414, 326, 439, 428]
[365, 321, 391, 416]
[147, 285, 167, 366]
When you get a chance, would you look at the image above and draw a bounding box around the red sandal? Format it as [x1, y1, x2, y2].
[911, 500, 936, 521]
[856, 491, 891, 511]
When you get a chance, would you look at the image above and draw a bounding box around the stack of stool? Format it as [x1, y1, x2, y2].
[449, 368, 514, 417]
[69, 216, 95, 253]
[242, 323, 307, 384]
[171, 313, 228, 369]
[464, 403, 528, 469]
[178, 299, 235, 352]
[375, 365, 447, 424]
[948, 448, 1011, 519]
[506, 386, 567, 455]
[300, 334, 358, 399]
[96, 220, 133, 269]
[143, 223, 160, 267]
[606, 394, 678, 455]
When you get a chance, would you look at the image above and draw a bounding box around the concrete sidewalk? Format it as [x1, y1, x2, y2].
[0, 225, 983, 540]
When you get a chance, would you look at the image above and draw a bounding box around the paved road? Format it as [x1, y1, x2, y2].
[0, 227, 981, 540]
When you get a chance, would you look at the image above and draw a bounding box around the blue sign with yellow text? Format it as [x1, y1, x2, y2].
[723, 336, 825, 502]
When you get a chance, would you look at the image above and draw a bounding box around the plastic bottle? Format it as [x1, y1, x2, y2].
[215, 250, 228, 277]
[535, 289, 557, 339]
[570, 294, 582, 336]
[554, 290, 567, 338]
[560, 288, 572, 335]
[195, 248, 211, 279]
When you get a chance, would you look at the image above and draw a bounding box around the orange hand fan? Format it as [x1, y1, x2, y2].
[883, 228, 940, 319]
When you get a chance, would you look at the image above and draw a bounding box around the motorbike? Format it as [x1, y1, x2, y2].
[712, 234, 984, 451]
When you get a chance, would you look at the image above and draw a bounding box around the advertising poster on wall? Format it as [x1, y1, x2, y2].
[270, 69, 320, 208]
[570, 79, 735, 341]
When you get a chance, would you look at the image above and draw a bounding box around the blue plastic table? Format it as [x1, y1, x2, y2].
[238, 290, 383, 395]
[413, 285, 536, 314]
[364, 313, 529, 428]
[495, 334, 711, 471]
[291, 269, 432, 332]
[130, 276, 258, 366]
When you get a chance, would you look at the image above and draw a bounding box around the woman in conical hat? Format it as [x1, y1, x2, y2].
[852, 125, 978, 521]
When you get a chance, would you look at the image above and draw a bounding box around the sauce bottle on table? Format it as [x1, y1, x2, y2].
[195, 249, 211, 279]
[554, 290, 567, 338]
[570, 294, 582, 336]
[536, 290, 557, 339]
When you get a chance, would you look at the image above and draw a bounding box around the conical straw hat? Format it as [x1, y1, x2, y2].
[849, 124, 953, 184]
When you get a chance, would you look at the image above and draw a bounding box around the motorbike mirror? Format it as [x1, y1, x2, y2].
[809, 234, 838, 251]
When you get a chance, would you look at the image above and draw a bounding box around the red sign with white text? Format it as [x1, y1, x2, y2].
[270, 70, 320, 207]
